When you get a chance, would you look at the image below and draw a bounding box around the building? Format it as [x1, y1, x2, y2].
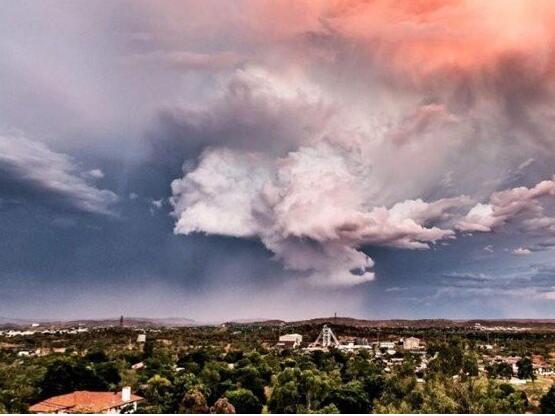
[336, 337, 372, 352]
[532, 355, 554, 376]
[35, 347, 68, 356]
[378, 341, 396, 350]
[136, 333, 146, 343]
[534, 364, 554, 376]
[278, 333, 303, 347]
[403, 337, 420, 350]
[131, 362, 145, 370]
[29, 387, 142, 414]
[275, 340, 298, 349]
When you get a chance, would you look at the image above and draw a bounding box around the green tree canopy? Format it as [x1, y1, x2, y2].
[224, 388, 262, 414]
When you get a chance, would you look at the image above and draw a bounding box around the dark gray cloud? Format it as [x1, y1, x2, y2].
[0, 134, 117, 215]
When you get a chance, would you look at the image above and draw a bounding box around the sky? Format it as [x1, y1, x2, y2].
[1, 0, 555, 322]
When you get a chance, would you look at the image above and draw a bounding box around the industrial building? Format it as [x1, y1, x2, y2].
[276, 333, 303, 348]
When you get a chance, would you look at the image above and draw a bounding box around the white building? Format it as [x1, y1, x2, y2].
[403, 337, 420, 350]
[278, 333, 303, 347]
[131, 362, 145, 370]
[534, 364, 554, 376]
[136, 334, 146, 343]
[338, 341, 372, 352]
[379, 341, 396, 350]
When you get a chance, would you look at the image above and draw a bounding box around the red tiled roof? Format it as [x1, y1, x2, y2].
[29, 391, 143, 413]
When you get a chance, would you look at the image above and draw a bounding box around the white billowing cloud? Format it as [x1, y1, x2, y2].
[512, 247, 532, 256]
[83, 169, 104, 179]
[457, 203, 496, 232]
[457, 176, 555, 232]
[171, 139, 471, 286]
[172, 148, 272, 238]
[168, 63, 555, 286]
[0, 134, 117, 215]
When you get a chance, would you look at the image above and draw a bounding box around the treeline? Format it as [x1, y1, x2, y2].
[1, 330, 555, 413]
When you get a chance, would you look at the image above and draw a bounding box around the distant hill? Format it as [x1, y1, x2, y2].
[0, 317, 43, 328]
[3, 315, 555, 330]
[222, 319, 286, 327]
[222, 316, 555, 330]
[0, 316, 198, 329]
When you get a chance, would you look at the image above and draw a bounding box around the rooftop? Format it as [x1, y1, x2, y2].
[29, 390, 142, 413]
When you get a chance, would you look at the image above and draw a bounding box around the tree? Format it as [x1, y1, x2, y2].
[268, 378, 301, 413]
[178, 350, 211, 371]
[298, 369, 338, 412]
[362, 374, 385, 410]
[517, 357, 534, 380]
[487, 362, 513, 379]
[233, 365, 265, 403]
[418, 378, 459, 413]
[142, 375, 174, 414]
[462, 353, 479, 377]
[94, 361, 121, 389]
[344, 355, 375, 381]
[268, 367, 302, 413]
[142, 340, 155, 360]
[85, 349, 109, 363]
[451, 378, 527, 413]
[210, 397, 236, 414]
[181, 387, 210, 414]
[224, 388, 262, 414]
[315, 403, 339, 413]
[428, 341, 465, 376]
[540, 386, 555, 413]
[322, 381, 370, 414]
[39, 360, 106, 399]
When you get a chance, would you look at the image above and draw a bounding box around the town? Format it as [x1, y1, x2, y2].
[1, 318, 555, 413]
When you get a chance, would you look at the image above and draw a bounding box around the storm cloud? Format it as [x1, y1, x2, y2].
[168, 1, 555, 286]
[2, 0, 555, 319]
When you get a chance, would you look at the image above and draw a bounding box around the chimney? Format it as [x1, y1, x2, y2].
[121, 386, 131, 402]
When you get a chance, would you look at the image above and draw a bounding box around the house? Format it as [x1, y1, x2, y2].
[29, 387, 142, 414]
[403, 337, 420, 351]
[534, 364, 554, 376]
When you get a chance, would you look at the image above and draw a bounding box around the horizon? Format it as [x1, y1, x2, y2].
[5, 314, 555, 325]
[2, 0, 555, 321]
